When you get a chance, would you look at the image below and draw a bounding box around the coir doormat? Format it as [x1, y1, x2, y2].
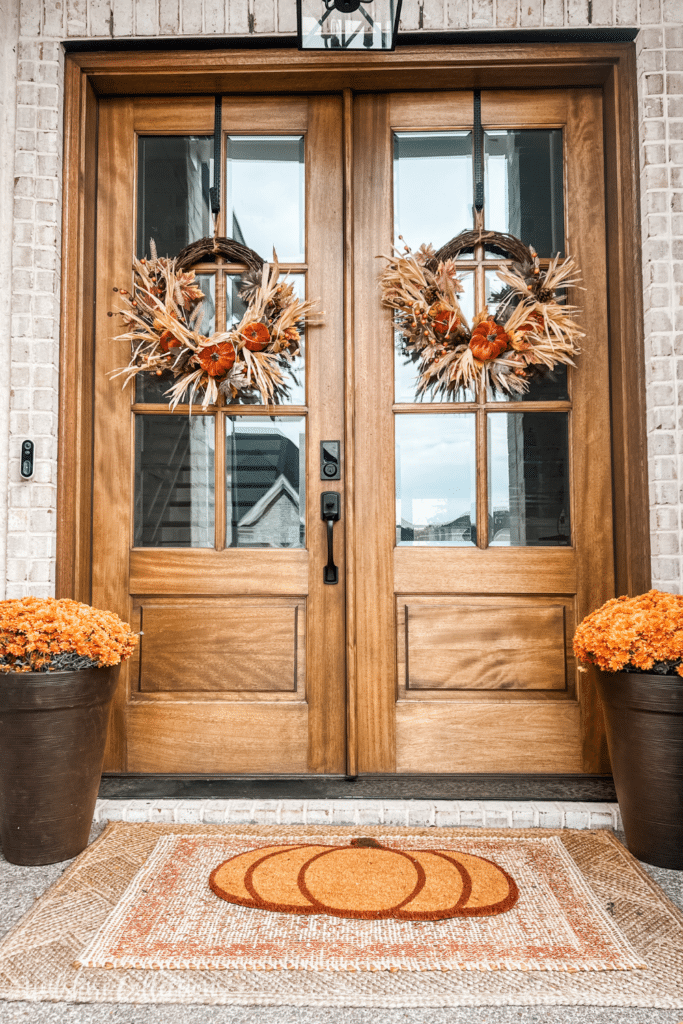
[1, 823, 682, 1008]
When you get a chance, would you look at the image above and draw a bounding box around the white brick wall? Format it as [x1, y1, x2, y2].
[1, 0, 682, 598]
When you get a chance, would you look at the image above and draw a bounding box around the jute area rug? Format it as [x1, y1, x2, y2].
[1, 823, 682, 1008]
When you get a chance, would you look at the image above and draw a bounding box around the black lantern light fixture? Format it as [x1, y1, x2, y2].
[297, 0, 402, 50]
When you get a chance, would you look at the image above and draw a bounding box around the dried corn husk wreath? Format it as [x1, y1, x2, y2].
[110, 236, 320, 409]
[379, 230, 583, 399]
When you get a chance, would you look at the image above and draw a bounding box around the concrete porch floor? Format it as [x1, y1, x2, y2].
[2, 801, 683, 1024]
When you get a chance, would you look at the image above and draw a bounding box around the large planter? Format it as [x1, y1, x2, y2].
[596, 670, 683, 870]
[0, 667, 118, 865]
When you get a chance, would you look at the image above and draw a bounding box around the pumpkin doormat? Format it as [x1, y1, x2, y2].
[209, 835, 520, 921]
[1, 823, 683, 1007]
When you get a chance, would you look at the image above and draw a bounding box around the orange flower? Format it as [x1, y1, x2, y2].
[0, 597, 138, 674]
[198, 341, 236, 376]
[469, 319, 510, 361]
[241, 322, 270, 352]
[428, 301, 459, 337]
[573, 590, 683, 677]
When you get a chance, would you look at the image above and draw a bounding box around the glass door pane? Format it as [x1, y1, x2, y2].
[137, 136, 213, 258]
[226, 136, 305, 262]
[395, 414, 476, 545]
[487, 412, 570, 546]
[134, 415, 215, 547]
[225, 416, 305, 548]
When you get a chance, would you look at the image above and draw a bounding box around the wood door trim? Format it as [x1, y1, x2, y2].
[57, 60, 98, 604]
[68, 43, 630, 95]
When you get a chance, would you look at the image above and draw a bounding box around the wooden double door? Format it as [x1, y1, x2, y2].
[95, 87, 613, 775]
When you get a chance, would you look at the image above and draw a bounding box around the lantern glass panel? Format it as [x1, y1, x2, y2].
[298, 0, 400, 50]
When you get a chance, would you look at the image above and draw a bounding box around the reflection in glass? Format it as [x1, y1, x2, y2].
[226, 417, 305, 548]
[395, 414, 476, 545]
[137, 137, 212, 259]
[488, 412, 570, 546]
[394, 273, 475, 403]
[134, 415, 215, 547]
[394, 132, 473, 253]
[299, 0, 399, 49]
[484, 130, 564, 257]
[483, 270, 569, 402]
[136, 275, 216, 403]
[227, 137, 305, 263]
[224, 274, 306, 406]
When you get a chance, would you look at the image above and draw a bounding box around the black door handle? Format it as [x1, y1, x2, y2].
[321, 492, 341, 585]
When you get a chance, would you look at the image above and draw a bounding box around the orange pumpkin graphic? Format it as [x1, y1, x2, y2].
[210, 837, 518, 921]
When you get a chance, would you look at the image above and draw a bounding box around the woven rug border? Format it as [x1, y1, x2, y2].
[1, 823, 683, 1008]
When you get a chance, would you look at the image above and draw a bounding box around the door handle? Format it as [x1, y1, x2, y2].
[321, 492, 341, 585]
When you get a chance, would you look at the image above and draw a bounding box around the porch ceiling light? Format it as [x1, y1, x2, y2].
[296, 0, 402, 50]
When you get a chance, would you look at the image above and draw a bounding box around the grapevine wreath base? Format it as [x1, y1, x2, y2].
[379, 229, 583, 400]
[110, 236, 320, 409]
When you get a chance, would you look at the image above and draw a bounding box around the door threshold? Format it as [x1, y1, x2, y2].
[99, 773, 616, 802]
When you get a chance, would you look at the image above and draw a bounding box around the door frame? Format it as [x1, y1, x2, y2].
[58, 43, 649, 777]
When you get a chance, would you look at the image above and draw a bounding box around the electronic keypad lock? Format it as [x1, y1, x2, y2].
[320, 440, 341, 480]
[321, 491, 341, 584]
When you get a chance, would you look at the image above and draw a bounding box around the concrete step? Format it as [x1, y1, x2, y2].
[94, 799, 621, 830]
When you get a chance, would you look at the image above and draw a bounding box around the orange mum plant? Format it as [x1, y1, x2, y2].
[573, 590, 683, 678]
[0, 597, 138, 674]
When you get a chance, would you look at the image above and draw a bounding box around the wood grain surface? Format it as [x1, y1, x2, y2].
[138, 601, 303, 693]
[127, 703, 309, 773]
[403, 603, 566, 691]
[395, 702, 582, 773]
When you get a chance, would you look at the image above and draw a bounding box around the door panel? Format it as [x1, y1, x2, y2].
[352, 89, 613, 775]
[94, 94, 346, 774]
[137, 600, 305, 694]
[399, 600, 568, 692]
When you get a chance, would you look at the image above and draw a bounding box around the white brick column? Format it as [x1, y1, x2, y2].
[0, 0, 20, 601]
[639, 22, 683, 592]
[5, 12, 63, 599]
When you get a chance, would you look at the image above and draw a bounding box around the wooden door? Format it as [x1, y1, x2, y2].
[93, 86, 614, 776]
[352, 89, 613, 774]
[94, 95, 346, 773]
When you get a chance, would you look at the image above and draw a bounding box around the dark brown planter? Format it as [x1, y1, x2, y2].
[0, 667, 118, 865]
[596, 670, 683, 870]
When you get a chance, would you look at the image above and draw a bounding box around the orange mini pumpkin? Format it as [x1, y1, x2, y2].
[210, 837, 518, 921]
[469, 319, 510, 361]
[198, 341, 236, 376]
[158, 330, 181, 353]
[428, 301, 459, 337]
[241, 322, 271, 352]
